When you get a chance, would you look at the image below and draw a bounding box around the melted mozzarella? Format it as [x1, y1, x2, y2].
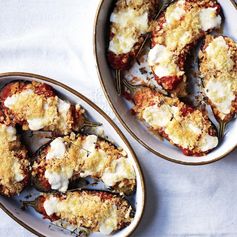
[110, 9, 147, 30]
[4, 89, 34, 108]
[57, 99, 71, 130]
[148, 44, 172, 66]
[179, 31, 192, 47]
[43, 196, 59, 216]
[148, 44, 183, 77]
[199, 8, 221, 31]
[57, 99, 70, 114]
[99, 205, 118, 235]
[44, 195, 119, 234]
[165, 0, 186, 25]
[4, 96, 17, 108]
[26, 101, 49, 130]
[4, 90, 71, 132]
[0, 125, 17, 142]
[205, 79, 235, 116]
[200, 134, 218, 152]
[6, 126, 17, 141]
[165, 126, 183, 147]
[109, 36, 137, 55]
[45, 168, 73, 192]
[46, 137, 66, 160]
[188, 123, 201, 135]
[82, 135, 97, 153]
[27, 117, 45, 130]
[12, 161, 24, 182]
[102, 157, 135, 187]
[206, 36, 234, 71]
[109, 8, 148, 54]
[142, 104, 173, 128]
[80, 149, 108, 178]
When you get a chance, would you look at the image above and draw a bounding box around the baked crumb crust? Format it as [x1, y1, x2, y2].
[199, 35, 237, 122]
[32, 133, 136, 195]
[150, 0, 221, 96]
[132, 87, 218, 156]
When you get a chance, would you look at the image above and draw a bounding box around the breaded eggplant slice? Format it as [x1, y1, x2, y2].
[148, 0, 221, 96]
[24, 190, 134, 235]
[199, 35, 237, 122]
[32, 133, 136, 195]
[108, 0, 159, 70]
[132, 87, 218, 156]
[0, 81, 88, 135]
[0, 122, 29, 196]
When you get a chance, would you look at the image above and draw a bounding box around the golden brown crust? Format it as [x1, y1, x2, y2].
[0, 81, 85, 134]
[199, 35, 237, 122]
[32, 133, 136, 194]
[150, 0, 221, 96]
[0, 123, 29, 197]
[108, 0, 159, 70]
[38, 190, 134, 233]
[132, 87, 218, 156]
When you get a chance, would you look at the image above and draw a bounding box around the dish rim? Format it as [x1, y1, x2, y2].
[0, 71, 146, 237]
[93, 0, 237, 166]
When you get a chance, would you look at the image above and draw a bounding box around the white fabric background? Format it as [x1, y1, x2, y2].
[0, 1, 237, 237]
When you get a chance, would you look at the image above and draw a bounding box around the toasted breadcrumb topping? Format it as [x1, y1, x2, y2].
[3, 82, 84, 134]
[0, 123, 29, 196]
[199, 35, 237, 121]
[133, 88, 218, 155]
[109, 0, 157, 55]
[43, 191, 133, 234]
[32, 134, 136, 193]
[150, 0, 221, 93]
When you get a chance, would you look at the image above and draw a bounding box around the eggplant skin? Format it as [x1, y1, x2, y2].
[31, 134, 136, 195]
[31, 143, 52, 192]
[31, 173, 51, 193]
[28, 190, 134, 233]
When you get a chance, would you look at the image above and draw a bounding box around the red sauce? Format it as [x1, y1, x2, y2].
[34, 83, 55, 98]
[0, 83, 15, 101]
[158, 119, 205, 157]
[180, 105, 195, 117]
[36, 196, 47, 215]
[22, 173, 30, 187]
[98, 190, 114, 201]
[36, 165, 51, 191]
[150, 0, 221, 92]
[181, 148, 203, 156]
[41, 176, 51, 191]
[159, 75, 183, 91]
[133, 88, 155, 105]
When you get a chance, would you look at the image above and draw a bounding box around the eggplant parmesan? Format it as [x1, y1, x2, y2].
[25, 190, 134, 235]
[0, 81, 88, 134]
[108, 0, 159, 70]
[132, 87, 218, 156]
[0, 122, 29, 196]
[149, 0, 221, 96]
[199, 35, 237, 122]
[32, 133, 136, 194]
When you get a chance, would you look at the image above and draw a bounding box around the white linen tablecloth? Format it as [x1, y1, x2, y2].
[1, 1, 237, 237]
